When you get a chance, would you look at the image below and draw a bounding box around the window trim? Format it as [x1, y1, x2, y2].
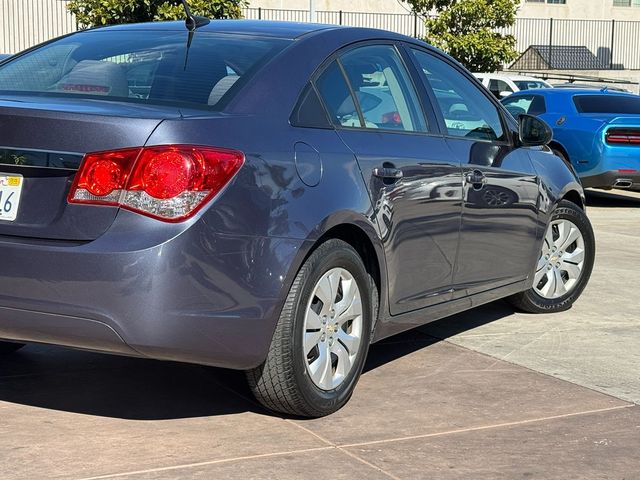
[405, 45, 516, 147]
[308, 40, 441, 137]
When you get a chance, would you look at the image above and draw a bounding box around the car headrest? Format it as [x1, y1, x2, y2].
[208, 75, 240, 106]
[56, 60, 128, 97]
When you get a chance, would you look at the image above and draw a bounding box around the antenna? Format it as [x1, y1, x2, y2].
[179, 0, 210, 31]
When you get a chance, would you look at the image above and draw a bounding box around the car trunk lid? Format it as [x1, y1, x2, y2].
[0, 96, 179, 241]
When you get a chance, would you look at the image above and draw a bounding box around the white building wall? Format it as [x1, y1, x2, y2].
[517, 1, 640, 21]
[1, 0, 77, 54]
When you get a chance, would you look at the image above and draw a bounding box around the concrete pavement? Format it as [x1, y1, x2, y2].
[1, 189, 639, 479]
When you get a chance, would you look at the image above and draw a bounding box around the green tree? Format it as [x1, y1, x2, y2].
[67, 0, 246, 29]
[405, 0, 518, 72]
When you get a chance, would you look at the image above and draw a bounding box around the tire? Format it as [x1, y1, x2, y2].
[0, 341, 25, 355]
[508, 200, 595, 313]
[247, 239, 376, 418]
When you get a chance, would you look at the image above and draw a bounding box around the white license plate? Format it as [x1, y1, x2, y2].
[0, 174, 23, 222]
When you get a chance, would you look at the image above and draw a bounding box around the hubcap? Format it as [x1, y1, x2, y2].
[534, 219, 585, 299]
[303, 268, 363, 391]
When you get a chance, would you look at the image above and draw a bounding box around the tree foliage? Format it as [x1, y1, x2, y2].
[405, 0, 519, 72]
[67, 0, 246, 29]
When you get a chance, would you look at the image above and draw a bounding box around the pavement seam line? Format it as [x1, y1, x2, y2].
[74, 446, 335, 480]
[340, 404, 634, 448]
[287, 420, 402, 480]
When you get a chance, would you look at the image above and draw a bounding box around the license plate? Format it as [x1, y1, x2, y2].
[0, 174, 23, 222]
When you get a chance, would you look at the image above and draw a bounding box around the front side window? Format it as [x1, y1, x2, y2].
[338, 45, 427, 132]
[514, 80, 550, 90]
[411, 49, 506, 142]
[0, 30, 291, 109]
[502, 95, 547, 118]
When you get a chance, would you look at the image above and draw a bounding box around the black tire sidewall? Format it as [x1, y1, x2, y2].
[290, 241, 373, 415]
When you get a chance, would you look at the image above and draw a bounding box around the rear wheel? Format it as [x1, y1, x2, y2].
[508, 200, 595, 313]
[0, 341, 25, 355]
[247, 239, 375, 418]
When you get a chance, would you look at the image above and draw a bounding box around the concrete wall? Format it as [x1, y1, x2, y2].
[247, 0, 410, 14]
[517, 1, 640, 21]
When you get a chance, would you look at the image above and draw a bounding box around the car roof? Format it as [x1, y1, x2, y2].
[509, 88, 637, 98]
[474, 73, 548, 82]
[88, 19, 365, 40]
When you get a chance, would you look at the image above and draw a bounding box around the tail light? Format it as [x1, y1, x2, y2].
[381, 111, 402, 126]
[605, 128, 640, 145]
[68, 145, 244, 222]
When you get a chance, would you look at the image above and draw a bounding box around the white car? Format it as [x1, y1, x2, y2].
[474, 73, 553, 99]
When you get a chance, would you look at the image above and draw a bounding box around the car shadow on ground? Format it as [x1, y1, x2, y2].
[0, 301, 515, 421]
[585, 189, 640, 207]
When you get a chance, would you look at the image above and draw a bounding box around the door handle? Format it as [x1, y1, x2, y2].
[465, 169, 487, 188]
[373, 167, 403, 180]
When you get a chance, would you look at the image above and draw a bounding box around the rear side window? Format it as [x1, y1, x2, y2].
[573, 95, 640, 114]
[502, 95, 547, 118]
[0, 31, 290, 109]
[315, 60, 360, 128]
[339, 45, 428, 132]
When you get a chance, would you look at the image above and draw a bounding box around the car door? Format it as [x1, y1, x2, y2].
[408, 48, 540, 297]
[313, 43, 463, 315]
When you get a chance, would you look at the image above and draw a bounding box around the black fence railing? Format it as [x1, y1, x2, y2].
[243, 8, 640, 70]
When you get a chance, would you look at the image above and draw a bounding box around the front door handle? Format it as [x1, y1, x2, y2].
[373, 167, 403, 180]
[465, 169, 487, 188]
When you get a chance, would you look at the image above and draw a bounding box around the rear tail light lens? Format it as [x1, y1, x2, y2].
[69, 145, 244, 222]
[605, 128, 640, 145]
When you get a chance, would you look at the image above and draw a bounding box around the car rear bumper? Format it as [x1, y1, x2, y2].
[0, 210, 306, 370]
[581, 170, 640, 190]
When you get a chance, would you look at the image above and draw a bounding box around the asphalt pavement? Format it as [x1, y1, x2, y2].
[1, 189, 639, 480]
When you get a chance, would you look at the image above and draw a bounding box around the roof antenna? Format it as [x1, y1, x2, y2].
[179, 0, 210, 31]
[178, 0, 209, 70]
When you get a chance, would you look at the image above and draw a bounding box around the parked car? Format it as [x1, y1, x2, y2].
[475, 73, 553, 99]
[502, 88, 640, 190]
[0, 20, 594, 417]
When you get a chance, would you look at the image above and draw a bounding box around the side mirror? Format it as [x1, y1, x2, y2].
[519, 114, 552, 147]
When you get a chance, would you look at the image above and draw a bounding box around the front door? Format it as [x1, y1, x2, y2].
[409, 48, 540, 297]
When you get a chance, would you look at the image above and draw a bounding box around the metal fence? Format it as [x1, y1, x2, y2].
[2, 2, 640, 70]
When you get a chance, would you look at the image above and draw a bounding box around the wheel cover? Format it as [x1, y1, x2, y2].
[303, 267, 363, 391]
[534, 219, 586, 300]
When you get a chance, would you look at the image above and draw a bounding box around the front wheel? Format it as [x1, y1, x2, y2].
[508, 200, 595, 313]
[247, 239, 375, 418]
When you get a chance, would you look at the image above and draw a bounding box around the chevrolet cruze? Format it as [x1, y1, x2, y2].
[0, 20, 594, 417]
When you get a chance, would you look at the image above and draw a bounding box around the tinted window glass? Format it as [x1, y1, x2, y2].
[502, 95, 546, 117]
[339, 45, 427, 132]
[0, 31, 290, 109]
[573, 95, 640, 114]
[514, 80, 549, 90]
[488, 79, 514, 98]
[290, 83, 332, 129]
[316, 60, 361, 127]
[411, 49, 506, 142]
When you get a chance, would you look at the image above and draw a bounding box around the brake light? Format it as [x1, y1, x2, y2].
[68, 145, 244, 222]
[605, 129, 640, 145]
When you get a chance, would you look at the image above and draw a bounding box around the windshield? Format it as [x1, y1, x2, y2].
[514, 80, 549, 90]
[0, 30, 290, 110]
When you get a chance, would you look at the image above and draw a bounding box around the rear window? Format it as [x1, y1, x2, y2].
[573, 95, 640, 114]
[0, 30, 290, 110]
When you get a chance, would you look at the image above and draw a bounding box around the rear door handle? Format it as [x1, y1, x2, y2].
[465, 170, 487, 188]
[373, 167, 403, 180]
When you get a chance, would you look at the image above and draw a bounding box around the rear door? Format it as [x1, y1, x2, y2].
[408, 48, 540, 297]
[314, 43, 463, 315]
